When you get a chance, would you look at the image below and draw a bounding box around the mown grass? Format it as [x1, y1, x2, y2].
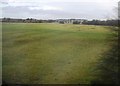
[2, 23, 117, 84]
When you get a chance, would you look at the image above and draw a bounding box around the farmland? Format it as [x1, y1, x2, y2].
[2, 23, 117, 84]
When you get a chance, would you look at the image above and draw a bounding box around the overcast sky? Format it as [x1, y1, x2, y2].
[0, 0, 119, 19]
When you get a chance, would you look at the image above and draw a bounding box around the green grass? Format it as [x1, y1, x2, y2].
[2, 23, 116, 84]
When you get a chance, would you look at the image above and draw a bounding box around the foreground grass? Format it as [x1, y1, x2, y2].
[2, 23, 116, 84]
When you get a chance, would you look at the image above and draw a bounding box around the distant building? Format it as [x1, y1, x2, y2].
[56, 19, 84, 24]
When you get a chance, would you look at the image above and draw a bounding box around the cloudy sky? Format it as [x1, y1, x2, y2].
[0, 0, 119, 19]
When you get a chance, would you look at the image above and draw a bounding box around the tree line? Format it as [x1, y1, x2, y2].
[1, 18, 119, 26]
[82, 19, 119, 26]
[1, 18, 56, 23]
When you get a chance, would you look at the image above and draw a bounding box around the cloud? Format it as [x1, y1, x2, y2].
[29, 7, 42, 10]
[1, 0, 119, 19]
[42, 6, 62, 11]
[1, 0, 119, 3]
[1, 0, 118, 7]
[29, 6, 63, 11]
[2, 6, 63, 19]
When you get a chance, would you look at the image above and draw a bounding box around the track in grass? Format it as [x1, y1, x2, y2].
[2, 23, 116, 84]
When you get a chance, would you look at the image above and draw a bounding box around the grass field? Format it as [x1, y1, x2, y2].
[2, 23, 116, 84]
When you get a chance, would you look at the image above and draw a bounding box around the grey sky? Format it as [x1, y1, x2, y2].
[0, 0, 119, 19]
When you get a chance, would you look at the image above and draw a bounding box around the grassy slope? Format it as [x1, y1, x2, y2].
[2, 23, 115, 84]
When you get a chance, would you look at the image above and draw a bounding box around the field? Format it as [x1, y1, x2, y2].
[2, 23, 116, 84]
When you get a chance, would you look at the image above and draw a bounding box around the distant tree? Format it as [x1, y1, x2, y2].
[26, 18, 30, 20]
[59, 21, 64, 24]
[47, 20, 55, 23]
[38, 20, 42, 23]
[73, 21, 80, 24]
